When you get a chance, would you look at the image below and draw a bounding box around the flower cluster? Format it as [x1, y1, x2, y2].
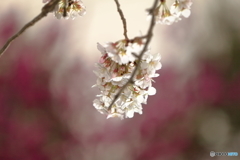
[150, 0, 192, 25]
[43, 0, 86, 20]
[93, 39, 161, 119]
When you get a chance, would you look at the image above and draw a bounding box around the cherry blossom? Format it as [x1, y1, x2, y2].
[170, 0, 193, 18]
[43, 0, 86, 20]
[149, 0, 193, 25]
[93, 38, 161, 119]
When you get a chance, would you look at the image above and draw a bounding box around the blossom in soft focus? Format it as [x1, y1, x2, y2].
[155, 0, 176, 25]
[2, 0, 240, 159]
[170, 0, 193, 18]
[43, 0, 86, 20]
[93, 39, 161, 119]
[101, 40, 144, 65]
[150, 0, 192, 25]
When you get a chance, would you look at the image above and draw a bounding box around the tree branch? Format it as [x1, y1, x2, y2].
[63, 0, 68, 17]
[108, 0, 159, 111]
[0, 0, 61, 57]
[114, 0, 129, 41]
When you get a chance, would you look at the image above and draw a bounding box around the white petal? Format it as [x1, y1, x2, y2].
[148, 87, 156, 95]
[126, 109, 134, 118]
[107, 113, 124, 119]
[97, 43, 105, 53]
[182, 9, 191, 18]
[156, 62, 162, 70]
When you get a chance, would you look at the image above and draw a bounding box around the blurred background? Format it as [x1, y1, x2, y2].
[0, 0, 240, 159]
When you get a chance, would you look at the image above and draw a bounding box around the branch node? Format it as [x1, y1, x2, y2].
[114, 0, 129, 41]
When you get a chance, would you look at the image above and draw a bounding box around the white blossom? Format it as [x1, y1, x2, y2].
[43, 0, 86, 20]
[107, 110, 124, 119]
[154, 0, 176, 25]
[93, 99, 108, 114]
[93, 38, 161, 119]
[149, 0, 193, 25]
[103, 40, 143, 65]
[170, 0, 193, 18]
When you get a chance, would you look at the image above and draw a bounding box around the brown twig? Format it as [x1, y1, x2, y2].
[63, 0, 68, 17]
[0, 0, 61, 57]
[114, 0, 129, 41]
[108, 0, 159, 111]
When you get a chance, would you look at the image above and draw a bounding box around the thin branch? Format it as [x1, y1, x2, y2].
[114, 0, 129, 41]
[63, 0, 68, 17]
[0, 0, 61, 57]
[108, 0, 159, 111]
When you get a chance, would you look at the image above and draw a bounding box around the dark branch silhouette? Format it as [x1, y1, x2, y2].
[114, 0, 129, 41]
[0, 0, 61, 57]
[108, 0, 159, 111]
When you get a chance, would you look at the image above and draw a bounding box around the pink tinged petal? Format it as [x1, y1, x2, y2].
[99, 57, 105, 63]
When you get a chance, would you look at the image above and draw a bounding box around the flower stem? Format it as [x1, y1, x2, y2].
[114, 0, 129, 42]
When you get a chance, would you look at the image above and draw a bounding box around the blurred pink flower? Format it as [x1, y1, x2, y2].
[0, 10, 76, 160]
[197, 63, 225, 105]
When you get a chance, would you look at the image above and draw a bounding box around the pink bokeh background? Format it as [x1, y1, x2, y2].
[0, 0, 240, 160]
